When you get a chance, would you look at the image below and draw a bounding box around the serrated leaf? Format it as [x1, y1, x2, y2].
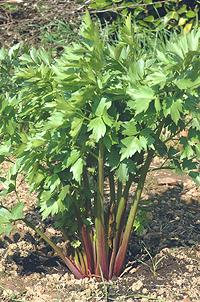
[46, 112, 65, 129]
[122, 120, 138, 136]
[41, 199, 57, 220]
[10, 202, 24, 221]
[95, 98, 111, 116]
[65, 150, 80, 168]
[189, 171, 200, 185]
[58, 185, 70, 200]
[70, 117, 83, 138]
[30, 138, 46, 148]
[116, 163, 128, 183]
[0, 142, 11, 156]
[175, 77, 200, 90]
[127, 86, 154, 114]
[70, 158, 84, 183]
[0, 207, 12, 224]
[180, 144, 194, 159]
[170, 100, 183, 124]
[120, 137, 143, 161]
[88, 117, 106, 142]
[139, 136, 148, 151]
[154, 98, 161, 112]
[102, 111, 113, 127]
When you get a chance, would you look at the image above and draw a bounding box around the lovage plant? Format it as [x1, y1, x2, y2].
[0, 14, 199, 279]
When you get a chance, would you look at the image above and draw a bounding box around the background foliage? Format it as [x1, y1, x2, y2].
[84, 0, 199, 32]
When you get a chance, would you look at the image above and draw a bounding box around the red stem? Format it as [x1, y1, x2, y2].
[81, 225, 94, 274]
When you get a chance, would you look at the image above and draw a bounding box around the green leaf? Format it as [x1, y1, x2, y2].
[120, 137, 143, 161]
[70, 117, 83, 138]
[180, 144, 194, 159]
[95, 98, 111, 116]
[0, 207, 12, 224]
[122, 120, 138, 136]
[30, 138, 46, 149]
[0, 223, 13, 236]
[145, 71, 166, 87]
[116, 163, 128, 183]
[175, 77, 200, 90]
[0, 142, 11, 156]
[139, 136, 148, 151]
[88, 117, 106, 142]
[46, 112, 65, 129]
[44, 174, 60, 192]
[0, 207, 13, 236]
[58, 185, 70, 200]
[65, 150, 80, 168]
[154, 98, 161, 113]
[70, 158, 84, 183]
[170, 100, 183, 125]
[189, 171, 200, 186]
[10, 202, 24, 221]
[127, 86, 154, 114]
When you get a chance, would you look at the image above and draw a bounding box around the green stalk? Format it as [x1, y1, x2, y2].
[79, 250, 87, 275]
[107, 171, 115, 248]
[95, 140, 108, 278]
[108, 171, 115, 205]
[117, 180, 123, 203]
[83, 167, 91, 212]
[108, 177, 133, 278]
[74, 250, 82, 272]
[113, 151, 154, 276]
[113, 120, 165, 276]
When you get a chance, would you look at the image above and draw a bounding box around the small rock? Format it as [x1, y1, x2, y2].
[130, 267, 138, 274]
[131, 280, 143, 291]
[182, 297, 192, 302]
[142, 288, 148, 294]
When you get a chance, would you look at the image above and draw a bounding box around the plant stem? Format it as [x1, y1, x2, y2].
[108, 177, 133, 278]
[81, 225, 94, 274]
[113, 151, 154, 276]
[117, 180, 122, 203]
[108, 171, 115, 206]
[95, 140, 108, 278]
[83, 167, 91, 212]
[113, 121, 165, 276]
[107, 171, 116, 246]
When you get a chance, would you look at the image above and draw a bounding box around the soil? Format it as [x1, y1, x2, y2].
[0, 0, 82, 47]
[0, 160, 199, 302]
